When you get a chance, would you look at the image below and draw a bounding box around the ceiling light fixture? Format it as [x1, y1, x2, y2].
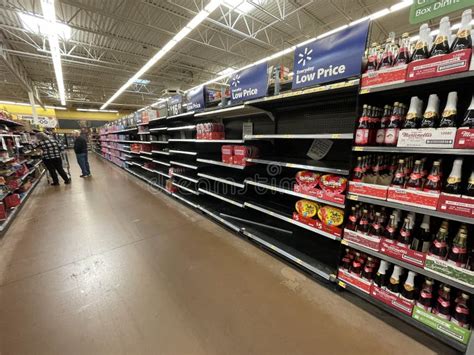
[218, 67, 236, 76]
[77, 108, 118, 113]
[0, 100, 66, 110]
[185, 0, 414, 93]
[40, 0, 66, 106]
[18, 13, 71, 39]
[100, 0, 225, 110]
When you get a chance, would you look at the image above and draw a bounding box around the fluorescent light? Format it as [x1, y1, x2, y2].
[46, 105, 67, 110]
[370, 8, 390, 20]
[18, 12, 71, 39]
[317, 25, 348, 39]
[40, 0, 66, 106]
[218, 67, 236, 76]
[101, 0, 224, 109]
[390, 0, 413, 12]
[185, 1, 414, 94]
[134, 79, 150, 85]
[77, 108, 118, 113]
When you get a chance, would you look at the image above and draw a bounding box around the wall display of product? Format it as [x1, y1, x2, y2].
[0, 109, 46, 234]
[96, 15, 474, 353]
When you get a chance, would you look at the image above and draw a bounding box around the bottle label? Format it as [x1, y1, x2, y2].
[349, 216, 357, 223]
[447, 177, 461, 184]
[424, 111, 437, 119]
[415, 41, 426, 50]
[451, 246, 467, 254]
[410, 172, 421, 180]
[433, 240, 447, 248]
[400, 230, 410, 237]
[427, 174, 440, 182]
[406, 112, 418, 120]
[386, 227, 395, 234]
[355, 129, 369, 145]
[442, 110, 456, 118]
[375, 129, 386, 144]
[455, 305, 470, 315]
[420, 290, 432, 299]
[395, 172, 404, 179]
[359, 220, 368, 225]
[434, 36, 448, 45]
[457, 29, 470, 39]
[437, 297, 450, 308]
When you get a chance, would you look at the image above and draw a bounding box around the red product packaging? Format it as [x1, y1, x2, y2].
[370, 285, 414, 316]
[379, 238, 426, 267]
[141, 144, 152, 153]
[406, 49, 471, 82]
[387, 187, 439, 210]
[348, 181, 389, 200]
[5, 194, 21, 209]
[293, 184, 346, 205]
[296, 171, 320, 188]
[360, 65, 407, 90]
[292, 213, 342, 238]
[343, 229, 381, 251]
[454, 128, 474, 149]
[338, 268, 372, 294]
[221, 145, 234, 164]
[0, 202, 6, 220]
[233, 145, 259, 166]
[437, 194, 474, 218]
[319, 174, 347, 195]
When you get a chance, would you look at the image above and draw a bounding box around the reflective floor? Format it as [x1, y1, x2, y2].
[0, 153, 454, 355]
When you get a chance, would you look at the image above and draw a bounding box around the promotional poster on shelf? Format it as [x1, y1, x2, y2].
[187, 85, 206, 111]
[230, 62, 269, 103]
[167, 95, 183, 116]
[292, 21, 370, 90]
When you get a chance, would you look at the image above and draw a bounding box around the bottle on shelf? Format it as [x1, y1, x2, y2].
[416, 278, 434, 311]
[384, 214, 398, 240]
[341, 249, 353, 270]
[374, 260, 390, 288]
[355, 105, 370, 146]
[387, 265, 404, 295]
[401, 271, 417, 301]
[366, 42, 380, 72]
[439, 91, 458, 127]
[356, 209, 370, 234]
[447, 226, 468, 267]
[403, 96, 422, 129]
[461, 94, 474, 128]
[429, 222, 449, 260]
[444, 158, 463, 195]
[353, 156, 364, 181]
[346, 206, 358, 231]
[411, 215, 431, 253]
[384, 102, 403, 146]
[398, 218, 413, 246]
[376, 105, 392, 145]
[412, 24, 431, 61]
[395, 32, 411, 66]
[379, 32, 396, 69]
[406, 160, 423, 190]
[361, 256, 377, 281]
[434, 284, 452, 320]
[452, 293, 471, 329]
[350, 253, 363, 275]
[451, 9, 473, 52]
[430, 16, 451, 57]
[423, 161, 442, 193]
[391, 159, 406, 187]
[421, 94, 440, 128]
[466, 169, 474, 197]
[368, 212, 384, 237]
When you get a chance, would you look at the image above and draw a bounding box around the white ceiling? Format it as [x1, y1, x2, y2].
[0, 0, 461, 109]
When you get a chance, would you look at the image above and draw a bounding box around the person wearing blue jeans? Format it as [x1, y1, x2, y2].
[73, 131, 91, 177]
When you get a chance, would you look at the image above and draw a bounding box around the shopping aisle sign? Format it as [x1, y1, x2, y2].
[410, 0, 474, 24]
[168, 95, 183, 116]
[292, 21, 370, 90]
[187, 85, 206, 111]
[230, 63, 268, 103]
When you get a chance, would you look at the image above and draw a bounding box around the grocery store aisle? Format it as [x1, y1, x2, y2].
[0, 153, 453, 355]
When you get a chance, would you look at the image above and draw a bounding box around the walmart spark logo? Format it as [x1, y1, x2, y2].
[231, 74, 241, 87]
[298, 47, 313, 67]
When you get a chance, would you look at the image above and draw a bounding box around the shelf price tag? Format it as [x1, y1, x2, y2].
[360, 88, 370, 94]
[338, 280, 347, 288]
[354, 146, 364, 151]
[348, 194, 358, 201]
[331, 134, 341, 139]
[341, 239, 349, 246]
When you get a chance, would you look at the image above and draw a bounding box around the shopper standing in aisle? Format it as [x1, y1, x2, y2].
[34, 132, 71, 186]
[73, 131, 91, 177]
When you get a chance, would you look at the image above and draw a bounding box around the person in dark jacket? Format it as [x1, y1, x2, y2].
[34, 132, 71, 186]
[73, 131, 91, 177]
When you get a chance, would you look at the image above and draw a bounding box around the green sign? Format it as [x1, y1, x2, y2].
[410, 0, 474, 24]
